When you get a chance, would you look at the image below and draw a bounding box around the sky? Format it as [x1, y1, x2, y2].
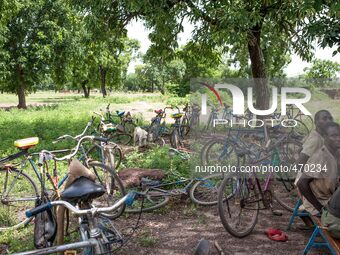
[127, 20, 340, 77]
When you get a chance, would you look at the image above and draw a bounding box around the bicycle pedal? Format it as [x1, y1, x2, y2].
[64, 251, 77, 255]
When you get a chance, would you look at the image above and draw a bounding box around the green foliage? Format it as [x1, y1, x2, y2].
[303, 1, 340, 54]
[303, 59, 340, 87]
[0, 226, 35, 253]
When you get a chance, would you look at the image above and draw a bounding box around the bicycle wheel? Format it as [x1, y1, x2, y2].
[294, 113, 314, 132]
[111, 133, 132, 145]
[271, 176, 298, 212]
[86, 143, 122, 170]
[290, 119, 310, 139]
[181, 117, 190, 136]
[125, 190, 170, 213]
[202, 139, 239, 167]
[152, 137, 165, 147]
[0, 168, 39, 231]
[190, 173, 224, 205]
[87, 162, 126, 219]
[170, 129, 183, 149]
[123, 121, 136, 135]
[272, 140, 302, 211]
[218, 173, 259, 237]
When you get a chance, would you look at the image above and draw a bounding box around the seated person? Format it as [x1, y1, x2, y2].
[294, 110, 333, 185]
[322, 187, 340, 239]
[297, 122, 340, 216]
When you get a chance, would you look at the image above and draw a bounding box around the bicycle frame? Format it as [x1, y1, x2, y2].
[142, 176, 219, 197]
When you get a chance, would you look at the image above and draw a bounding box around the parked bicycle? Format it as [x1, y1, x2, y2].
[217, 133, 301, 238]
[53, 117, 123, 170]
[0, 136, 125, 231]
[181, 103, 201, 136]
[103, 103, 137, 135]
[125, 172, 224, 213]
[94, 111, 133, 145]
[13, 191, 141, 255]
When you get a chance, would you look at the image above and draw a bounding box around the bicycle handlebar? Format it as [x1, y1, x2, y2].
[26, 192, 140, 218]
[53, 117, 96, 143]
[41, 135, 97, 161]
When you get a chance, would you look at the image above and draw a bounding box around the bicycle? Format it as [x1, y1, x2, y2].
[181, 103, 201, 136]
[13, 190, 140, 255]
[217, 135, 301, 237]
[147, 107, 174, 146]
[125, 172, 225, 213]
[53, 117, 123, 170]
[0, 136, 125, 231]
[94, 111, 133, 145]
[103, 104, 137, 135]
[169, 107, 190, 149]
[204, 106, 219, 131]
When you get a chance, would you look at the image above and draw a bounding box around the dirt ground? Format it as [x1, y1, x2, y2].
[113, 199, 329, 255]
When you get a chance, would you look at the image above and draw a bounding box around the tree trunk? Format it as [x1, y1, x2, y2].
[17, 66, 27, 109]
[81, 80, 90, 98]
[99, 65, 107, 98]
[247, 27, 269, 110]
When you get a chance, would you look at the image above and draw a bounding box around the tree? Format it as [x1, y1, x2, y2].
[303, 1, 340, 55]
[0, 0, 74, 108]
[115, 1, 320, 109]
[303, 59, 340, 87]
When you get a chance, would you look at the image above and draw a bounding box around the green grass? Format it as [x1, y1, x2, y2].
[137, 229, 158, 247]
[0, 92, 164, 157]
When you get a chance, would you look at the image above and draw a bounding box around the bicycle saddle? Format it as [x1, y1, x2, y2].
[14, 137, 39, 150]
[116, 111, 125, 117]
[154, 109, 163, 114]
[171, 113, 183, 119]
[61, 176, 105, 203]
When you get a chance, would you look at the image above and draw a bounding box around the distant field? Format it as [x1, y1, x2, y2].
[0, 91, 162, 106]
[0, 91, 169, 156]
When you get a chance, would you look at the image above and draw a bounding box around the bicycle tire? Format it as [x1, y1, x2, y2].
[125, 191, 170, 213]
[86, 143, 122, 170]
[271, 139, 302, 212]
[202, 139, 239, 167]
[170, 128, 183, 149]
[200, 139, 217, 165]
[218, 173, 259, 238]
[87, 161, 126, 219]
[190, 173, 224, 205]
[290, 119, 310, 139]
[0, 168, 39, 231]
[181, 117, 190, 136]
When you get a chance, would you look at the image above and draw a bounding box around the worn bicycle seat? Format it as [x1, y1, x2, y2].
[154, 109, 163, 114]
[14, 137, 39, 150]
[171, 113, 183, 119]
[61, 176, 105, 203]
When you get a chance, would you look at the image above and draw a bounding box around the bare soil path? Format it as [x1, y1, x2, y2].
[114, 200, 328, 255]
